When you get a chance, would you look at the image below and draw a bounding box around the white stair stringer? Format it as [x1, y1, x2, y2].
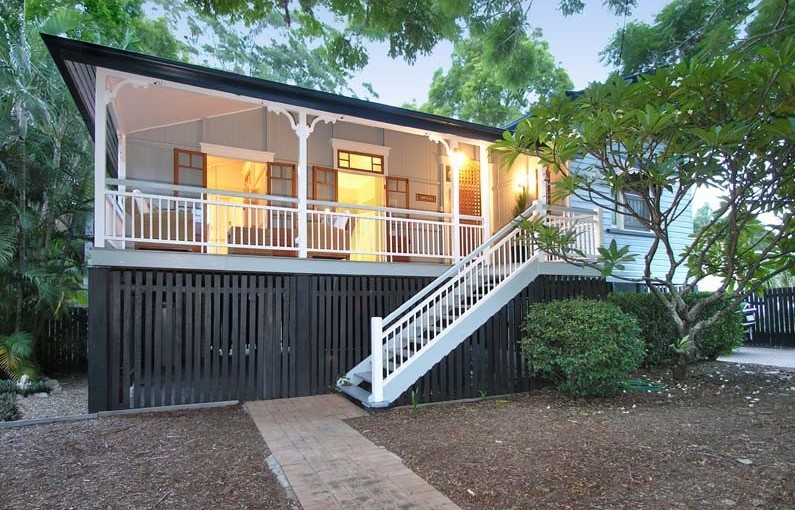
[374, 256, 542, 405]
[338, 202, 601, 407]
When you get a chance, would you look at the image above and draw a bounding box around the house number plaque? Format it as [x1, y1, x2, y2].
[415, 193, 437, 203]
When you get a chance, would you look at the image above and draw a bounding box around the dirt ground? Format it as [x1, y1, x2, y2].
[0, 405, 298, 510]
[348, 362, 795, 510]
[15, 374, 87, 420]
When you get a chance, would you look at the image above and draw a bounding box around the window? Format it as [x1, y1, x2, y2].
[268, 163, 296, 198]
[622, 191, 651, 231]
[386, 177, 409, 209]
[173, 149, 206, 187]
[312, 166, 337, 203]
[337, 150, 383, 173]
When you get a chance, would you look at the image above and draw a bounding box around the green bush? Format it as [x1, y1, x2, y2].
[608, 293, 678, 367]
[0, 392, 18, 421]
[521, 298, 645, 397]
[16, 380, 50, 396]
[608, 291, 745, 365]
[0, 380, 15, 394]
[685, 292, 745, 360]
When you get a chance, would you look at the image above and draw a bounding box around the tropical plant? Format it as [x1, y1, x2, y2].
[491, 40, 795, 378]
[0, 332, 35, 379]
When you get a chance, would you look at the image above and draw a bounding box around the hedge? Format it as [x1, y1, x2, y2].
[608, 291, 744, 366]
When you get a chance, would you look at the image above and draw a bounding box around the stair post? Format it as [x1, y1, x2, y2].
[371, 317, 384, 404]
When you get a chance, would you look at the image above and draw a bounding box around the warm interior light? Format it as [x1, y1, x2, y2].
[451, 149, 467, 169]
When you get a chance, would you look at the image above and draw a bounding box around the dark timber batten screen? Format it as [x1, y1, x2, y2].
[88, 268, 607, 412]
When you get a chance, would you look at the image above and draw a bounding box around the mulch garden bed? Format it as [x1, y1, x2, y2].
[0, 405, 298, 509]
[348, 362, 795, 509]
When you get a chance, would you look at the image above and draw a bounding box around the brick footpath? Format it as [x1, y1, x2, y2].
[247, 395, 460, 510]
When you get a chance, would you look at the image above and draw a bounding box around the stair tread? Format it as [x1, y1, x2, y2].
[350, 368, 373, 383]
[338, 384, 371, 404]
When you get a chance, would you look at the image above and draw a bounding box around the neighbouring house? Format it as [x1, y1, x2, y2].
[44, 34, 692, 412]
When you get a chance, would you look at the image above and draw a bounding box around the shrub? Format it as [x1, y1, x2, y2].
[685, 292, 744, 360]
[609, 291, 745, 365]
[521, 298, 645, 397]
[608, 293, 678, 367]
[16, 379, 50, 396]
[0, 392, 18, 421]
[0, 380, 15, 394]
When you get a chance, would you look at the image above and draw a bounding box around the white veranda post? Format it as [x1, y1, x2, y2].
[93, 68, 107, 249]
[479, 144, 491, 242]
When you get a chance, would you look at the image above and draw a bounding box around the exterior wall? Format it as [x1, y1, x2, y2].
[126, 109, 445, 208]
[568, 155, 693, 283]
[493, 154, 543, 229]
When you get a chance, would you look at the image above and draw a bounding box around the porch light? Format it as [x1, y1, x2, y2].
[451, 149, 467, 170]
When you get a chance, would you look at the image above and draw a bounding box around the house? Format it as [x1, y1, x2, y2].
[44, 34, 692, 412]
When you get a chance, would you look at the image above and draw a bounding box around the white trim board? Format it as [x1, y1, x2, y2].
[90, 249, 450, 278]
[200, 143, 275, 163]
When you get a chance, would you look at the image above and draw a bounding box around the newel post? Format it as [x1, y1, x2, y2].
[370, 316, 384, 404]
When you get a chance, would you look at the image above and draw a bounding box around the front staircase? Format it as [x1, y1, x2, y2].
[338, 202, 601, 407]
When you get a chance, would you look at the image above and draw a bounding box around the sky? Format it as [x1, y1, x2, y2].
[350, 1, 670, 107]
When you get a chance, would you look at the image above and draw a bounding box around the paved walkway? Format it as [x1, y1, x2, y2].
[247, 395, 460, 510]
[718, 346, 795, 369]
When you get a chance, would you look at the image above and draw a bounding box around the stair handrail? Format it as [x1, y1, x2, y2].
[381, 201, 543, 329]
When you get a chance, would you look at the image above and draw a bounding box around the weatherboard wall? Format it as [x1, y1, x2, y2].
[567, 155, 693, 283]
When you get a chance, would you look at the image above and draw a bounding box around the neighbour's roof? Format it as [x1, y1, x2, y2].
[41, 33, 505, 145]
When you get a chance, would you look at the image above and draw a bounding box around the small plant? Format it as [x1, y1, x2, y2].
[0, 380, 15, 394]
[410, 388, 420, 412]
[478, 390, 488, 400]
[16, 379, 50, 396]
[522, 298, 645, 397]
[0, 392, 18, 422]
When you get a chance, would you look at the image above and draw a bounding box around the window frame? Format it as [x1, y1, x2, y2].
[336, 149, 384, 174]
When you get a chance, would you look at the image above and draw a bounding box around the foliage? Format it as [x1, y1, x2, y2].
[16, 378, 51, 396]
[0, 379, 15, 393]
[415, 31, 572, 125]
[0, 332, 36, 380]
[608, 292, 743, 365]
[521, 298, 645, 397]
[180, 0, 637, 87]
[692, 203, 713, 233]
[491, 42, 795, 377]
[684, 292, 744, 360]
[0, 391, 17, 421]
[602, 0, 795, 76]
[608, 292, 678, 367]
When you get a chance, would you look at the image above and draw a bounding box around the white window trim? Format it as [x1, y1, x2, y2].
[330, 137, 390, 175]
[616, 190, 651, 232]
[199, 142, 275, 164]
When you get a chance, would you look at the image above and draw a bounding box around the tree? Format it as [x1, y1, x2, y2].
[490, 43, 795, 377]
[180, 0, 639, 79]
[416, 31, 572, 126]
[692, 203, 713, 232]
[601, 0, 795, 76]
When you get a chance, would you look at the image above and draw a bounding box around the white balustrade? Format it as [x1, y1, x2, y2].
[102, 179, 484, 261]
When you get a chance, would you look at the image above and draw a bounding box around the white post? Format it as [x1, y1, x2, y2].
[117, 132, 126, 249]
[370, 316, 384, 404]
[450, 141, 461, 262]
[479, 144, 491, 243]
[594, 206, 603, 254]
[296, 111, 308, 258]
[93, 69, 107, 249]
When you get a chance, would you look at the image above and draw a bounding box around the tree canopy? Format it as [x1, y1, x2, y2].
[601, 0, 794, 75]
[182, 1, 638, 81]
[413, 31, 572, 126]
